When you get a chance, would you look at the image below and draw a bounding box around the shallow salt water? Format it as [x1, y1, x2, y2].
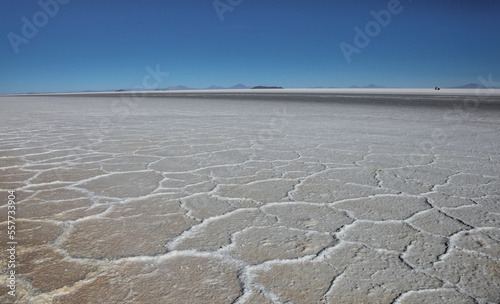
[0, 93, 499, 303]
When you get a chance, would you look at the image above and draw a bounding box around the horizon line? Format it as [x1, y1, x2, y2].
[3, 87, 500, 97]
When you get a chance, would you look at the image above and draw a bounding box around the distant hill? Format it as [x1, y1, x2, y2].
[364, 84, 385, 88]
[166, 85, 194, 90]
[205, 85, 225, 90]
[350, 84, 385, 88]
[252, 86, 283, 89]
[449, 83, 487, 89]
[228, 84, 251, 89]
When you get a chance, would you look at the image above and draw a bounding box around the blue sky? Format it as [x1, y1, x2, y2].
[1, 0, 499, 94]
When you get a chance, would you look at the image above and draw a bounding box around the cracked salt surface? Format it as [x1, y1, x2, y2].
[0, 93, 499, 303]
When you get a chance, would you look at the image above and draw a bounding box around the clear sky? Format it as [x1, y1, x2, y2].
[1, 0, 500, 94]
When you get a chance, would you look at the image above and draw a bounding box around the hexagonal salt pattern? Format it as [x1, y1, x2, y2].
[1, 94, 499, 303]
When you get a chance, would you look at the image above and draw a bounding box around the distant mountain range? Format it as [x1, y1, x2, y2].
[112, 83, 498, 93]
[114, 84, 253, 92]
[162, 84, 252, 90]
[164, 85, 193, 90]
[163, 84, 385, 90]
[448, 83, 496, 89]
